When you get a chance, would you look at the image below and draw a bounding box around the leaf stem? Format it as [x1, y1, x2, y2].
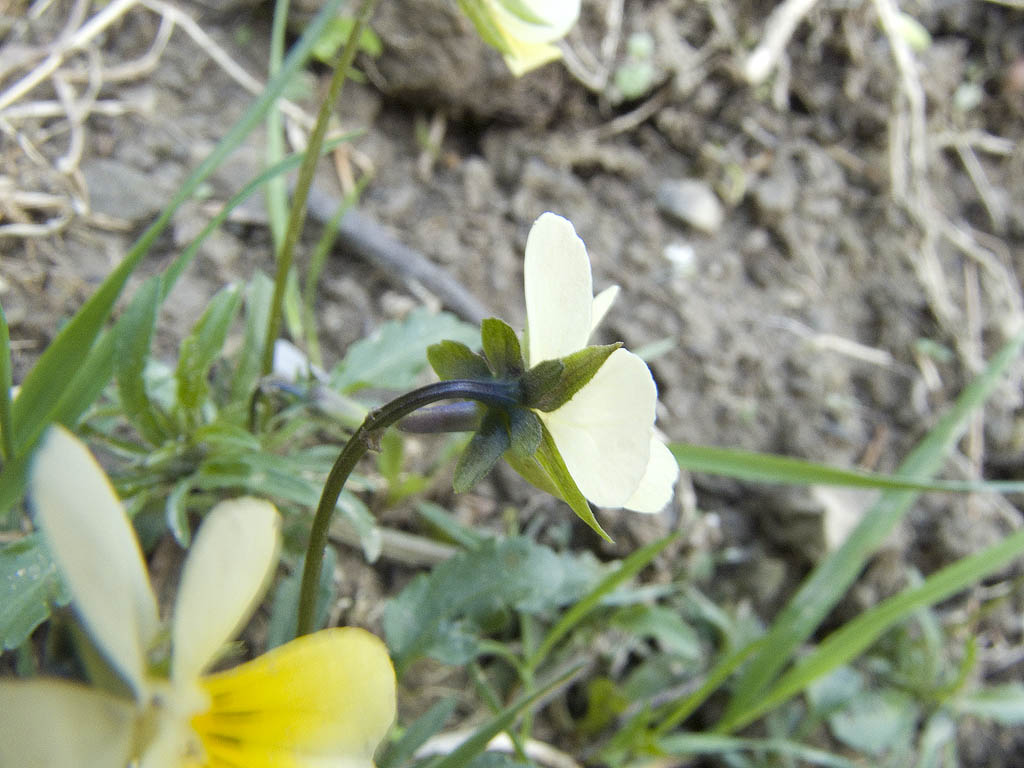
[296, 378, 521, 635]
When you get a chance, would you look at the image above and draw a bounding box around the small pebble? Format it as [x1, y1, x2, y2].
[656, 178, 724, 234]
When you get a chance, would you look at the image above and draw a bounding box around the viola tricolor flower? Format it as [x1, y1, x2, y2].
[459, 0, 581, 76]
[0, 426, 396, 768]
[521, 213, 678, 515]
[427, 213, 678, 540]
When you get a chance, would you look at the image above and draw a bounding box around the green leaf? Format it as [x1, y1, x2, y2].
[115, 275, 166, 445]
[670, 442, 1024, 494]
[428, 340, 491, 382]
[495, 0, 550, 26]
[719, 327, 1024, 729]
[378, 697, 457, 768]
[506, 407, 541, 459]
[827, 690, 918, 756]
[165, 478, 192, 547]
[526, 343, 621, 412]
[230, 272, 275, 402]
[528, 533, 679, 669]
[656, 733, 858, 768]
[312, 16, 383, 62]
[951, 683, 1024, 725]
[266, 547, 338, 648]
[730, 518, 1024, 730]
[480, 317, 523, 378]
[175, 284, 243, 412]
[427, 667, 580, 768]
[0, 534, 70, 650]
[332, 309, 479, 393]
[453, 412, 510, 493]
[4, 0, 346, 464]
[0, 301, 14, 460]
[610, 604, 701, 660]
[383, 537, 604, 670]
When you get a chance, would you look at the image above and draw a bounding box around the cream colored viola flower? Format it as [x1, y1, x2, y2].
[460, 0, 581, 76]
[524, 212, 679, 513]
[0, 426, 396, 768]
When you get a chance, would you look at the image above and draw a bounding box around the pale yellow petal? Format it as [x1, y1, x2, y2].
[172, 498, 281, 682]
[524, 212, 593, 366]
[541, 348, 655, 507]
[624, 436, 679, 513]
[502, 39, 563, 76]
[194, 628, 396, 765]
[30, 425, 158, 698]
[590, 285, 620, 333]
[0, 679, 136, 768]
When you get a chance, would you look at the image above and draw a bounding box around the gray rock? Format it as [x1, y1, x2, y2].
[656, 178, 724, 234]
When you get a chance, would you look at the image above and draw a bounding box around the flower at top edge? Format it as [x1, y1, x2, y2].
[523, 212, 679, 513]
[0, 425, 396, 768]
[459, 0, 581, 76]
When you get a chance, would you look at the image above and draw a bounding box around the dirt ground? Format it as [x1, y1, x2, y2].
[2, 0, 1023, 763]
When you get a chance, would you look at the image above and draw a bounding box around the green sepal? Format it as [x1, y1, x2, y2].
[428, 340, 490, 381]
[496, 0, 549, 26]
[505, 422, 612, 542]
[526, 343, 622, 412]
[481, 317, 524, 378]
[521, 359, 563, 405]
[457, 0, 513, 55]
[507, 406, 542, 458]
[453, 411, 511, 493]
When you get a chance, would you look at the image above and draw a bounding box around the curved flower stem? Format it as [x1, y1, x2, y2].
[297, 379, 521, 636]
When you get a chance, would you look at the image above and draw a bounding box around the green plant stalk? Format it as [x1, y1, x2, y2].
[296, 379, 520, 635]
[260, 0, 380, 377]
[0, 302, 13, 460]
[266, 0, 291, 250]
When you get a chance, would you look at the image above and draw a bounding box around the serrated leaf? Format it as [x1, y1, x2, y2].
[0, 534, 70, 650]
[428, 340, 491, 382]
[453, 412, 510, 493]
[230, 272, 275, 402]
[827, 689, 918, 756]
[527, 343, 621, 412]
[115, 275, 166, 445]
[175, 284, 242, 411]
[480, 317, 523, 378]
[610, 604, 701, 660]
[332, 309, 479, 393]
[383, 536, 604, 669]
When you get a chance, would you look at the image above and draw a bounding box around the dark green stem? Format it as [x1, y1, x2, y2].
[296, 379, 520, 636]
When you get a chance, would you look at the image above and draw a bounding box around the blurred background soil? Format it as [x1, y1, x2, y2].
[2, 0, 1023, 762]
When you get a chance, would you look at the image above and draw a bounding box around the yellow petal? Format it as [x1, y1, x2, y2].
[541, 349, 655, 507]
[624, 436, 679, 513]
[0, 679, 136, 768]
[524, 213, 593, 366]
[30, 425, 158, 698]
[193, 628, 396, 767]
[172, 498, 281, 682]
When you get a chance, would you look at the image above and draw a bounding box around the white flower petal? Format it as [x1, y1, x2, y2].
[624, 436, 679, 513]
[0, 679, 136, 767]
[541, 349, 655, 507]
[172, 498, 281, 682]
[591, 285, 620, 333]
[30, 426, 158, 698]
[524, 213, 593, 366]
